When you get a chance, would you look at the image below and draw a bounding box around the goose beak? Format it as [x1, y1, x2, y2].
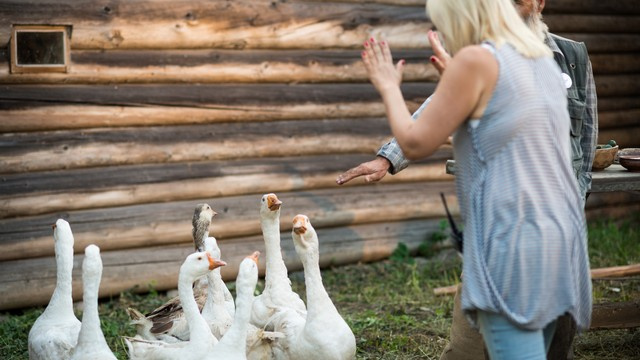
[267, 194, 282, 211]
[247, 251, 260, 265]
[212, 210, 218, 217]
[292, 215, 307, 235]
[206, 252, 227, 270]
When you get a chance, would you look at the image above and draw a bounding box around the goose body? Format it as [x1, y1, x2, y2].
[128, 203, 234, 342]
[70, 245, 116, 360]
[273, 215, 356, 360]
[28, 219, 81, 360]
[202, 237, 233, 339]
[126, 251, 226, 360]
[251, 194, 306, 329]
[210, 251, 261, 360]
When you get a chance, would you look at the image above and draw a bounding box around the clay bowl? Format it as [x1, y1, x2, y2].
[592, 145, 618, 171]
[618, 148, 640, 172]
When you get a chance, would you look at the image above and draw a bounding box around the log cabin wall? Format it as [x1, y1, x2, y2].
[0, 0, 638, 310]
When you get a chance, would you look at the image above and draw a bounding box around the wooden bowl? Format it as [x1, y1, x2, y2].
[592, 145, 618, 171]
[618, 148, 640, 172]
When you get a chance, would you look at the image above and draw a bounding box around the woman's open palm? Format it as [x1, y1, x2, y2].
[362, 37, 405, 94]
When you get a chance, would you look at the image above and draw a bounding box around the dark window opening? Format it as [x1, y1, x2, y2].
[10, 25, 71, 73]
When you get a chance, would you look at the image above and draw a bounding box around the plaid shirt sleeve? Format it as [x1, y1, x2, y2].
[577, 60, 598, 198]
[376, 96, 433, 174]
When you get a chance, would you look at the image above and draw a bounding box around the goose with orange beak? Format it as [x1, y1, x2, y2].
[271, 215, 356, 360]
[251, 194, 306, 330]
[126, 251, 226, 360]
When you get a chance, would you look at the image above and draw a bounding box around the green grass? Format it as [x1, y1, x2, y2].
[1, 214, 638, 359]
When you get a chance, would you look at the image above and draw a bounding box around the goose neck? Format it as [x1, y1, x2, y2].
[179, 272, 210, 343]
[45, 244, 75, 316]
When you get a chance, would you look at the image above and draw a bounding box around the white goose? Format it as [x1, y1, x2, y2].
[126, 251, 226, 360]
[28, 219, 82, 360]
[273, 215, 356, 360]
[251, 194, 306, 329]
[70, 245, 116, 360]
[210, 251, 261, 360]
[201, 236, 233, 339]
[128, 203, 234, 342]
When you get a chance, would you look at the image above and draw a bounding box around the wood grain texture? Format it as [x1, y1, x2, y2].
[0, 156, 453, 219]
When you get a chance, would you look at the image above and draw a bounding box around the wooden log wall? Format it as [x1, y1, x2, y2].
[0, 0, 639, 310]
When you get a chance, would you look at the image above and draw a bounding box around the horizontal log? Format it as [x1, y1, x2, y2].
[0, 102, 416, 133]
[555, 33, 640, 54]
[0, 0, 430, 50]
[598, 97, 640, 112]
[598, 109, 640, 130]
[590, 301, 640, 330]
[1, 0, 638, 50]
[0, 83, 435, 109]
[0, 156, 452, 220]
[595, 74, 640, 98]
[0, 75, 634, 110]
[0, 217, 444, 310]
[0, 50, 636, 85]
[546, 15, 640, 34]
[591, 264, 640, 279]
[1, 95, 638, 133]
[311, 0, 640, 15]
[589, 53, 640, 75]
[0, 181, 457, 261]
[0, 117, 411, 174]
[0, 49, 439, 84]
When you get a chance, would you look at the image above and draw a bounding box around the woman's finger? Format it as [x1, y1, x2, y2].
[364, 38, 378, 66]
[380, 39, 393, 64]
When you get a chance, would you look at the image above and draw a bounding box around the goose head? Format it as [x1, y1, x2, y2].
[260, 193, 282, 219]
[53, 219, 74, 248]
[192, 203, 218, 252]
[83, 244, 102, 278]
[291, 214, 318, 251]
[236, 251, 260, 293]
[181, 251, 226, 283]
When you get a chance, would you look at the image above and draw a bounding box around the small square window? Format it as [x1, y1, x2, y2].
[10, 25, 71, 73]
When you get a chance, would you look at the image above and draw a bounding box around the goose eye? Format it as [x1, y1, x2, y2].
[197, 256, 202, 260]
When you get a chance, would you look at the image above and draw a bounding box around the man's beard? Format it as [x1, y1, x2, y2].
[524, 12, 549, 42]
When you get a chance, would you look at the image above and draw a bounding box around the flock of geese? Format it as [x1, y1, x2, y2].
[27, 193, 357, 360]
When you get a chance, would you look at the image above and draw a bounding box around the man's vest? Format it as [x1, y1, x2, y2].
[550, 33, 590, 177]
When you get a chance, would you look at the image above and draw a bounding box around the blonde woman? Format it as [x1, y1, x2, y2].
[360, 0, 591, 358]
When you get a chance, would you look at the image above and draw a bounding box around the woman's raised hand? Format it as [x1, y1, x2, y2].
[361, 37, 405, 95]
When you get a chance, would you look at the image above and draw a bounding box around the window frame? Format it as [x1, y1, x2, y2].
[10, 25, 71, 74]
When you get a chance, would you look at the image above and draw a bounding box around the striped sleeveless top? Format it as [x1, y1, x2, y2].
[453, 42, 592, 331]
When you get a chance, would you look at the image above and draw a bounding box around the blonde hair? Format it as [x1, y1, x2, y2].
[426, 0, 551, 58]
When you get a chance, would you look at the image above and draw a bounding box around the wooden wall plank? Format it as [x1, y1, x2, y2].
[554, 33, 640, 54]
[0, 182, 457, 261]
[1, 96, 638, 133]
[0, 159, 452, 219]
[0, 218, 445, 310]
[1, 1, 638, 50]
[0, 49, 636, 85]
[598, 109, 640, 130]
[0, 102, 417, 133]
[0, 83, 435, 108]
[308, 0, 640, 15]
[0, 117, 412, 173]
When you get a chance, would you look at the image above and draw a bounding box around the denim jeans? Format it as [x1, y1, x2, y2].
[477, 311, 557, 360]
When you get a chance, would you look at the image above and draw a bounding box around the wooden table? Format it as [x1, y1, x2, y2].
[443, 160, 640, 330]
[446, 161, 640, 192]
